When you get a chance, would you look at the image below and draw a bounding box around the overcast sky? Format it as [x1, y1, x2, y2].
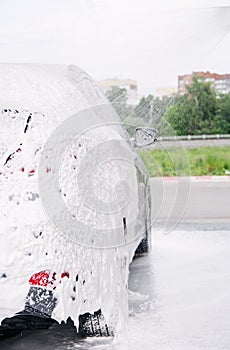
[0, 0, 229, 94]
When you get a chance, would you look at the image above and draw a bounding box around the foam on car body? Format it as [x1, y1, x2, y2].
[0, 64, 142, 335]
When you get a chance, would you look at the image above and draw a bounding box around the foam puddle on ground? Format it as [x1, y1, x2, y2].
[76, 229, 230, 350]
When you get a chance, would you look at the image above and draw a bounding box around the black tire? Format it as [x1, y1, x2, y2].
[78, 309, 113, 337]
[134, 184, 151, 258]
[0, 311, 57, 339]
[134, 234, 150, 257]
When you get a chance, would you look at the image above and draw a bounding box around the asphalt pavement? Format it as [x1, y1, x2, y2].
[151, 178, 230, 228]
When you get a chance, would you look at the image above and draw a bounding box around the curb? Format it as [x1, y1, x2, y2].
[160, 176, 230, 181]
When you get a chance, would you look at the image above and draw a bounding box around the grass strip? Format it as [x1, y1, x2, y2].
[137, 146, 230, 177]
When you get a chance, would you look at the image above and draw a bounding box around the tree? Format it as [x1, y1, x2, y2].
[163, 94, 196, 135]
[164, 77, 228, 135]
[133, 94, 178, 128]
[134, 95, 154, 125]
[106, 86, 139, 136]
[106, 86, 132, 121]
[219, 93, 230, 133]
[186, 77, 219, 125]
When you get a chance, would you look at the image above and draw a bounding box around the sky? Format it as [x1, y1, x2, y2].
[0, 0, 229, 94]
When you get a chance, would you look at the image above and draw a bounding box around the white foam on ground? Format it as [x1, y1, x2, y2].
[72, 230, 230, 350]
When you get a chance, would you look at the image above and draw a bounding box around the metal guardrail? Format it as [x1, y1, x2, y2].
[158, 134, 230, 141]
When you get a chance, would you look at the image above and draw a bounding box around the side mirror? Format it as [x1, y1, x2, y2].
[134, 127, 158, 147]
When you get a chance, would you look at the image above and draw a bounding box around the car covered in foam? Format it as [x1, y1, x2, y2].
[0, 64, 152, 338]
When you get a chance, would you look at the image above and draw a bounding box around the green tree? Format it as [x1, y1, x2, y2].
[186, 77, 219, 126]
[106, 86, 132, 121]
[163, 94, 196, 135]
[134, 95, 154, 125]
[219, 93, 230, 133]
[106, 86, 140, 136]
[164, 76, 228, 135]
[133, 94, 178, 128]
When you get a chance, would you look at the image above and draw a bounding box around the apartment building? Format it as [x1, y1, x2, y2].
[178, 71, 230, 95]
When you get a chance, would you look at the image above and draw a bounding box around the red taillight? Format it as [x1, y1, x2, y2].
[29, 270, 50, 287]
[29, 270, 70, 289]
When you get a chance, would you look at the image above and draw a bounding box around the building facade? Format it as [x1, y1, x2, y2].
[178, 72, 230, 95]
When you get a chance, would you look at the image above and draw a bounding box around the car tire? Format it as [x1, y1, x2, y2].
[134, 184, 151, 257]
[78, 309, 112, 337]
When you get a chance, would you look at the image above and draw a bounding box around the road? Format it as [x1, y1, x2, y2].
[128, 229, 230, 350]
[151, 178, 230, 227]
[1, 180, 230, 349]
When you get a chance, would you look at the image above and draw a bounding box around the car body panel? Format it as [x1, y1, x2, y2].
[0, 64, 151, 335]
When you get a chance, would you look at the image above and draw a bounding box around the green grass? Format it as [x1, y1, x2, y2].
[137, 146, 230, 177]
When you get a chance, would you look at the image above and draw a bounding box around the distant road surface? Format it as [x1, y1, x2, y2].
[151, 178, 230, 227]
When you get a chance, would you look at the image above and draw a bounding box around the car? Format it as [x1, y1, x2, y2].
[0, 64, 156, 339]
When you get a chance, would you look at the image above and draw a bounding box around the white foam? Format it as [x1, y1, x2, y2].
[0, 64, 142, 334]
